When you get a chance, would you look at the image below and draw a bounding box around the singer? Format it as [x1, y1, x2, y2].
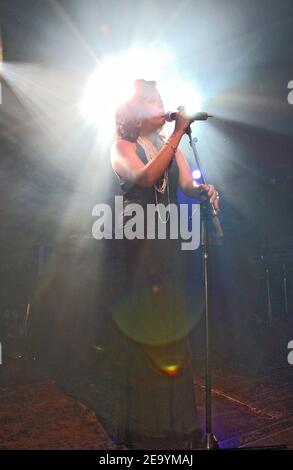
[107, 79, 219, 449]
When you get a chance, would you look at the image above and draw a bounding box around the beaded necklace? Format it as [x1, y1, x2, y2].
[137, 135, 172, 224]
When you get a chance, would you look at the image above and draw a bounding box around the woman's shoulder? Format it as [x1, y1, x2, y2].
[111, 139, 140, 175]
[111, 139, 138, 166]
[112, 138, 136, 153]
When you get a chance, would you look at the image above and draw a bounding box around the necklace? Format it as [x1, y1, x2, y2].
[137, 135, 171, 224]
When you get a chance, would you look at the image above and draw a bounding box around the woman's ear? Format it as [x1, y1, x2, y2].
[136, 119, 142, 128]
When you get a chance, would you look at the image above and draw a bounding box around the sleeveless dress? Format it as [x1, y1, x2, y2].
[106, 141, 202, 449]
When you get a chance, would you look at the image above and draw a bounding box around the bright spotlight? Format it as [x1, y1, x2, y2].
[160, 81, 201, 116]
[80, 46, 203, 143]
[80, 47, 171, 137]
[192, 169, 202, 180]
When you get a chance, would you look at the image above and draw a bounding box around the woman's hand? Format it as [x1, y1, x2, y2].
[193, 183, 220, 211]
[175, 148, 220, 210]
[174, 111, 194, 134]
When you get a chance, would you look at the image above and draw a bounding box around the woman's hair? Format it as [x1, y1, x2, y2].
[115, 79, 161, 142]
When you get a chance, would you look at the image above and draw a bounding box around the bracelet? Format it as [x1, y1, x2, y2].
[165, 141, 177, 153]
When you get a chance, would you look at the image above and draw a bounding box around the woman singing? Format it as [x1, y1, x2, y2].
[108, 79, 219, 449]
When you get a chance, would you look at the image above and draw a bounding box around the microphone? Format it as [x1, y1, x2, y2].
[164, 111, 213, 122]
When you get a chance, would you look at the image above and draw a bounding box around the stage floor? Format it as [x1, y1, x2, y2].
[0, 359, 292, 449]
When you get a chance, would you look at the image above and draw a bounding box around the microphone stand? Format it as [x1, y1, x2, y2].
[185, 125, 223, 450]
[185, 128, 286, 451]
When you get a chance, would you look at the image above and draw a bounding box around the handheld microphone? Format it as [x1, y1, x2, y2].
[164, 111, 213, 122]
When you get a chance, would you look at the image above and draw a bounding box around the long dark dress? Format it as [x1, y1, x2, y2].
[107, 141, 202, 449]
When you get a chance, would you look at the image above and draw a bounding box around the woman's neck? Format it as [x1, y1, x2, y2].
[139, 131, 160, 146]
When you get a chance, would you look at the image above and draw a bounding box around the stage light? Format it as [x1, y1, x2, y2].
[160, 80, 201, 117]
[192, 169, 202, 180]
[79, 47, 203, 142]
[79, 47, 172, 137]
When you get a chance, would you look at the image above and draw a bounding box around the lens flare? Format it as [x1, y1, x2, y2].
[79, 47, 171, 137]
[161, 364, 182, 376]
[160, 81, 201, 117]
[80, 46, 202, 142]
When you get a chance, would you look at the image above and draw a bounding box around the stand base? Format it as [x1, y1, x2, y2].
[206, 433, 220, 449]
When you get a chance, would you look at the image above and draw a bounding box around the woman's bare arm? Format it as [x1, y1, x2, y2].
[111, 130, 185, 188]
[176, 148, 220, 209]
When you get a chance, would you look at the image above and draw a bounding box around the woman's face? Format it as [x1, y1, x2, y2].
[140, 91, 166, 133]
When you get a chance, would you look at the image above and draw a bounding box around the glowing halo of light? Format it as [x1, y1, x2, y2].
[79, 47, 172, 139]
[79, 47, 203, 142]
[111, 280, 204, 347]
[192, 169, 202, 180]
[160, 80, 202, 117]
[161, 364, 182, 376]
